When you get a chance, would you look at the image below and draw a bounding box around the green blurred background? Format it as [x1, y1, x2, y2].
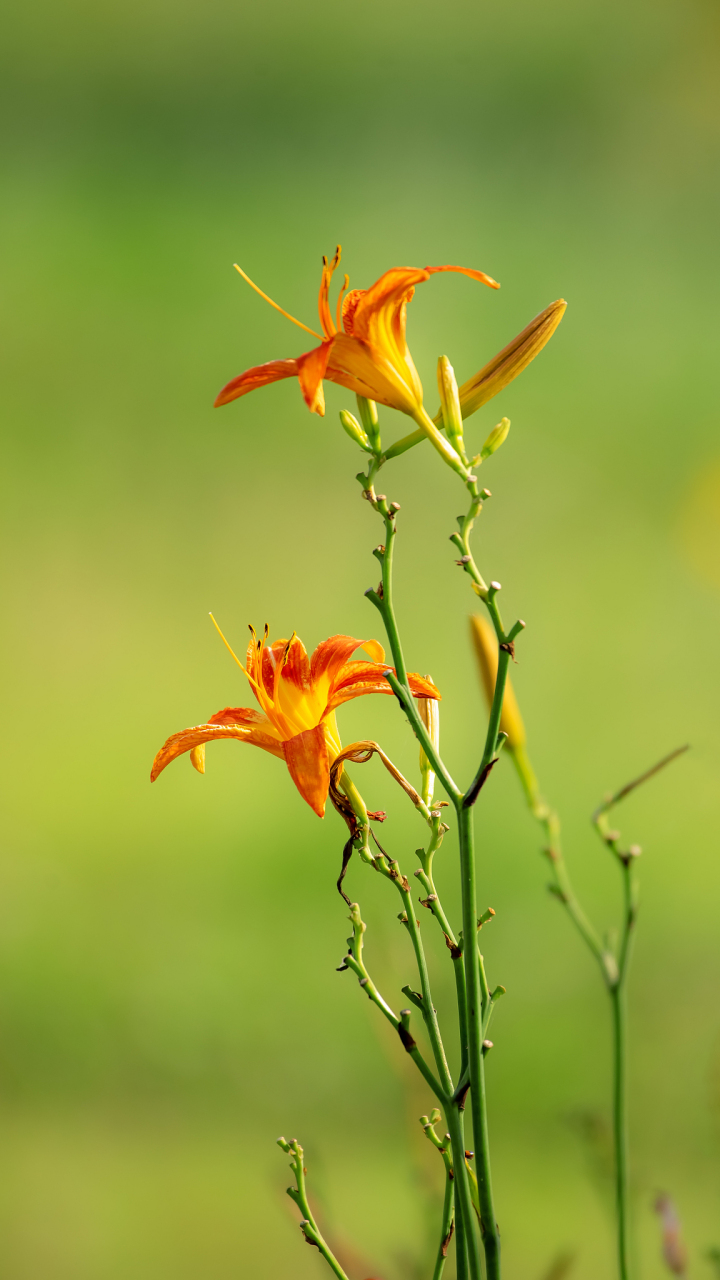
[2, 0, 719, 1275]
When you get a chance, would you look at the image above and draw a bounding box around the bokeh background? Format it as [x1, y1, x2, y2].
[2, 0, 719, 1275]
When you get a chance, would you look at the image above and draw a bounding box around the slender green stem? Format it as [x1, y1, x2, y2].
[359, 482, 489, 1280]
[371, 853, 482, 1280]
[511, 743, 617, 985]
[277, 1138, 350, 1280]
[611, 986, 629, 1280]
[457, 803, 501, 1279]
[344, 929, 445, 1102]
[421, 1113, 456, 1280]
[402, 892, 454, 1088]
[415, 861, 470, 1081]
[410, 404, 471, 480]
[376, 853, 454, 1089]
[376, 500, 409, 688]
[433, 1174, 455, 1280]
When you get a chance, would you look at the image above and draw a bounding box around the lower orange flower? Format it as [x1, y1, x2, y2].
[151, 627, 440, 817]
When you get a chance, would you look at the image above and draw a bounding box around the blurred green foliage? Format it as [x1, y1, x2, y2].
[1, 0, 719, 1275]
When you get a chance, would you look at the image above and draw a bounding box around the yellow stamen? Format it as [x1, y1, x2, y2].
[233, 265, 324, 340]
[209, 612, 263, 695]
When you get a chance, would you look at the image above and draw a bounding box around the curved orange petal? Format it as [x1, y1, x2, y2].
[260, 637, 287, 699]
[151, 722, 284, 782]
[310, 635, 385, 687]
[325, 333, 419, 413]
[207, 706, 271, 727]
[343, 267, 430, 343]
[424, 264, 500, 290]
[326, 667, 440, 713]
[296, 342, 333, 415]
[276, 635, 312, 692]
[214, 358, 301, 407]
[407, 670, 441, 700]
[283, 725, 330, 817]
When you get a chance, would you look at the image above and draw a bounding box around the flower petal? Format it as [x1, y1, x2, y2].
[260, 637, 310, 700]
[277, 635, 312, 692]
[150, 722, 284, 782]
[325, 333, 419, 413]
[214, 358, 300, 407]
[207, 706, 270, 727]
[296, 342, 333, 415]
[310, 635, 385, 687]
[283, 725, 330, 817]
[424, 264, 500, 290]
[343, 268, 429, 343]
[326, 667, 440, 712]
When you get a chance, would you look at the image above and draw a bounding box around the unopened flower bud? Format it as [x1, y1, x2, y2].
[481, 417, 511, 460]
[456, 299, 567, 420]
[469, 614, 526, 749]
[356, 395, 381, 451]
[437, 357, 467, 462]
[418, 678, 440, 806]
[339, 409, 372, 452]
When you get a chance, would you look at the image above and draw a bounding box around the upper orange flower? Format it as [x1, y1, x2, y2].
[214, 249, 498, 464]
[151, 627, 439, 818]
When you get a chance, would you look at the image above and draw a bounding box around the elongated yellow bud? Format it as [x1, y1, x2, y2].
[456, 299, 567, 421]
[436, 356, 466, 461]
[339, 409, 372, 452]
[469, 615, 526, 749]
[480, 417, 510, 460]
[418, 677, 440, 806]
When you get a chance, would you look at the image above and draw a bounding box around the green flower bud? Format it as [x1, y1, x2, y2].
[436, 356, 467, 463]
[356, 396, 381, 452]
[339, 410, 372, 452]
[480, 417, 511, 461]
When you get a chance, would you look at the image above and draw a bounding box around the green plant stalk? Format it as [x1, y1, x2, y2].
[611, 983, 629, 1280]
[386, 860, 453, 1085]
[433, 1171, 455, 1280]
[606, 842, 637, 1280]
[505, 739, 683, 1280]
[362, 484, 495, 1279]
[374, 854, 478, 1279]
[456, 802, 501, 1279]
[277, 1138, 350, 1280]
[507, 744, 629, 1275]
[421, 1113, 457, 1280]
[510, 743, 616, 984]
[345, 899, 481, 1280]
[415, 859, 470, 1082]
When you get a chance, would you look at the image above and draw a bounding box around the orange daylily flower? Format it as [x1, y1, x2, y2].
[214, 248, 500, 476]
[151, 627, 440, 818]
